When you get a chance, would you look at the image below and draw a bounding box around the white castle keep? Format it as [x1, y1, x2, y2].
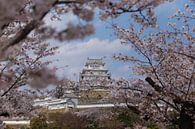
[79, 58, 111, 89]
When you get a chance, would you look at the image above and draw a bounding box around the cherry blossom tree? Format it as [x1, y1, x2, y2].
[113, 2, 195, 129]
[0, 34, 58, 118]
[0, 0, 172, 59]
[0, 0, 169, 97]
[0, 90, 36, 119]
[0, 0, 174, 123]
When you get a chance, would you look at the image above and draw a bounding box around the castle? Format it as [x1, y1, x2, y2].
[79, 58, 111, 90]
[33, 58, 112, 110]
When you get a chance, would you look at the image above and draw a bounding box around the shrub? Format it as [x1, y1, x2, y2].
[48, 112, 89, 129]
[30, 113, 48, 129]
[117, 109, 140, 128]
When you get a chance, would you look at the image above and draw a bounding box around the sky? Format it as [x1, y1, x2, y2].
[44, 0, 187, 81]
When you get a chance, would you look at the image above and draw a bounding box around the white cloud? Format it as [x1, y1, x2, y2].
[50, 38, 131, 80]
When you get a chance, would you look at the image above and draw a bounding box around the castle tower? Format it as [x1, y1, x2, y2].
[79, 58, 111, 89]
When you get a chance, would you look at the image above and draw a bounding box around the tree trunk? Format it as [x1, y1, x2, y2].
[179, 107, 194, 129]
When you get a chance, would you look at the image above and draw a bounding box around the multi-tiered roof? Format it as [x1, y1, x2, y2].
[79, 58, 111, 89]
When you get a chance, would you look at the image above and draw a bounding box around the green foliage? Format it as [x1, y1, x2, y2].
[28, 109, 166, 129]
[5, 126, 14, 129]
[20, 126, 30, 129]
[5, 125, 29, 129]
[166, 124, 179, 129]
[29, 112, 91, 129]
[147, 126, 161, 129]
[117, 109, 140, 127]
[146, 122, 161, 129]
[30, 113, 48, 129]
[48, 112, 90, 129]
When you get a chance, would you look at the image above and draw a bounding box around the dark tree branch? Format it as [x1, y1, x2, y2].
[174, 51, 195, 60]
[159, 98, 180, 112]
[138, 10, 152, 25]
[1, 55, 42, 97]
[114, 1, 153, 25]
[116, 1, 153, 14]
[55, 0, 84, 4]
[1, 71, 26, 97]
[0, 64, 8, 76]
[145, 77, 162, 92]
[0, 0, 85, 58]
[1, 20, 38, 52]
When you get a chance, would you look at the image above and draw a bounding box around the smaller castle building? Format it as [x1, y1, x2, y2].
[33, 94, 78, 109]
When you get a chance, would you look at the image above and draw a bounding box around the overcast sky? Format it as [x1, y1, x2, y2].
[44, 0, 187, 81]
